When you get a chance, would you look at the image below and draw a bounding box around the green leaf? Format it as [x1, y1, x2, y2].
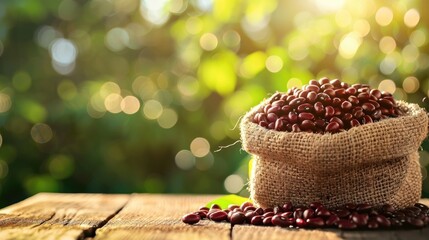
[206, 194, 250, 209]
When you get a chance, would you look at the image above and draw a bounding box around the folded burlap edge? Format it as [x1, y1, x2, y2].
[240, 99, 428, 168]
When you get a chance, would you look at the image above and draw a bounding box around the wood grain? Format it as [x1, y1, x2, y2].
[0, 193, 129, 240]
[1, 194, 429, 239]
[93, 194, 231, 240]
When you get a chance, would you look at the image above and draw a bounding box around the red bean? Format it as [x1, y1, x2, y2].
[288, 111, 298, 123]
[250, 215, 263, 225]
[182, 213, 200, 224]
[370, 89, 382, 99]
[289, 97, 306, 107]
[357, 92, 370, 101]
[351, 213, 368, 226]
[297, 103, 313, 112]
[325, 122, 340, 133]
[379, 98, 394, 108]
[325, 215, 340, 226]
[296, 218, 307, 228]
[303, 209, 315, 219]
[274, 119, 285, 131]
[309, 80, 320, 86]
[306, 85, 320, 93]
[313, 105, 324, 117]
[298, 112, 315, 121]
[362, 102, 376, 113]
[263, 216, 273, 226]
[338, 220, 357, 229]
[229, 212, 245, 225]
[271, 215, 289, 227]
[210, 211, 228, 222]
[267, 113, 278, 122]
[324, 88, 336, 97]
[346, 87, 357, 95]
[325, 106, 335, 119]
[341, 101, 352, 111]
[306, 217, 325, 227]
[330, 117, 344, 128]
[307, 91, 318, 102]
[291, 124, 301, 132]
[319, 77, 330, 85]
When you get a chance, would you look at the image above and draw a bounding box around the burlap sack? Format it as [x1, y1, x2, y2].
[240, 100, 428, 209]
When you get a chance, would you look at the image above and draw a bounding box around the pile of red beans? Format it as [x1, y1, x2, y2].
[182, 201, 429, 230]
[252, 77, 403, 133]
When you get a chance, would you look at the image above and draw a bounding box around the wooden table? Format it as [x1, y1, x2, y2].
[0, 193, 428, 239]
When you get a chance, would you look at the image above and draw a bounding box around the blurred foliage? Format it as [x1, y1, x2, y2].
[0, 0, 429, 207]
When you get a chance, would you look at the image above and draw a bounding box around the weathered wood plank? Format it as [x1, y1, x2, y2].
[93, 194, 231, 240]
[0, 193, 129, 240]
[233, 199, 429, 240]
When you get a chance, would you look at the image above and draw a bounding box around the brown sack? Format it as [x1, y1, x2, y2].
[240, 100, 428, 209]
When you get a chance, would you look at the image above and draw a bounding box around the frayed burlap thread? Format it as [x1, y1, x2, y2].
[240, 100, 428, 209]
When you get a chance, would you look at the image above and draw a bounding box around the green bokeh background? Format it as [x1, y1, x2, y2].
[0, 0, 429, 207]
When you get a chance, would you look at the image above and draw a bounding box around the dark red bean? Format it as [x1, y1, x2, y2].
[309, 80, 320, 86]
[325, 106, 335, 119]
[200, 206, 210, 211]
[342, 113, 353, 122]
[306, 217, 325, 227]
[255, 207, 264, 215]
[325, 122, 340, 133]
[243, 206, 256, 212]
[353, 109, 365, 119]
[362, 102, 376, 113]
[306, 85, 320, 93]
[303, 209, 315, 219]
[356, 204, 372, 213]
[325, 215, 340, 226]
[338, 220, 357, 229]
[346, 87, 357, 95]
[317, 93, 331, 104]
[371, 109, 382, 119]
[267, 106, 280, 114]
[415, 203, 429, 211]
[324, 88, 336, 97]
[341, 101, 352, 111]
[297, 103, 313, 112]
[272, 100, 285, 107]
[291, 124, 301, 132]
[348, 95, 359, 105]
[210, 211, 228, 222]
[263, 216, 273, 226]
[321, 83, 334, 90]
[362, 115, 373, 124]
[289, 97, 306, 107]
[330, 117, 344, 128]
[250, 215, 263, 225]
[294, 209, 304, 219]
[288, 112, 298, 123]
[273, 206, 283, 214]
[298, 112, 315, 121]
[316, 208, 331, 218]
[345, 203, 357, 210]
[370, 89, 382, 99]
[282, 202, 293, 212]
[375, 215, 391, 227]
[230, 212, 246, 225]
[336, 209, 351, 218]
[332, 97, 342, 107]
[228, 204, 239, 211]
[268, 122, 275, 129]
[296, 218, 307, 228]
[351, 213, 368, 226]
[310, 202, 323, 209]
[271, 215, 289, 227]
[368, 100, 380, 108]
[330, 78, 341, 86]
[335, 88, 346, 97]
[319, 77, 330, 85]
[299, 90, 310, 98]
[307, 91, 318, 102]
[357, 92, 370, 101]
[274, 119, 285, 131]
[314, 102, 325, 115]
[379, 98, 394, 108]
[195, 210, 208, 219]
[211, 204, 221, 210]
[182, 213, 201, 224]
[263, 212, 274, 218]
[267, 113, 278, 122]
[314, 119, 326, 128]
[280, 212, 293, 218]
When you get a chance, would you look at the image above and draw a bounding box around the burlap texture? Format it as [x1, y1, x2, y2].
[240, 100, 428, 209]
